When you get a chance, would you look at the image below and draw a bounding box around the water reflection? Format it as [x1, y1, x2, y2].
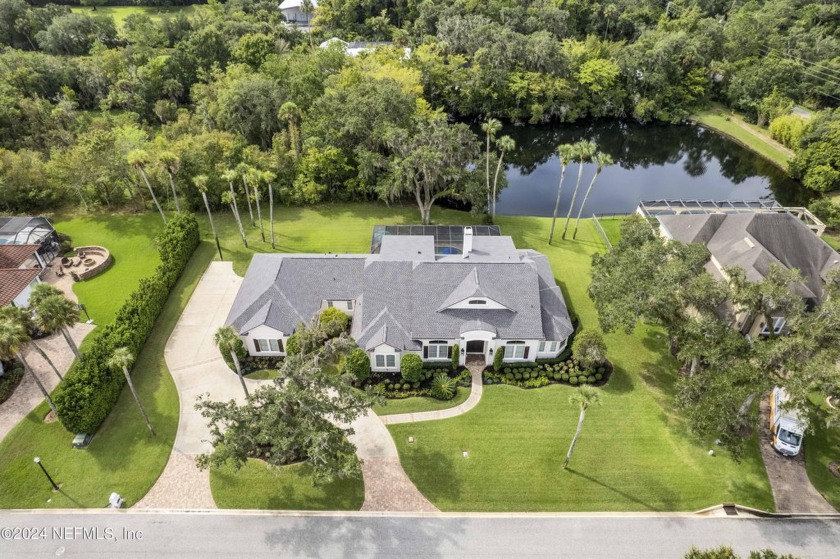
[496, 120, 807, 217]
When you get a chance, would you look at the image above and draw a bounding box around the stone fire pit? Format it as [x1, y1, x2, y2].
[65, 245, 112, 281]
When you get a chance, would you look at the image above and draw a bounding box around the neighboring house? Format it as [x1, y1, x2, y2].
[0, 244, 45, 307]
[278, 0, 317, 26]
[0, 216, 60, 264]
[226, 226, 574, 372]
[657, 212, 840, 338]
[319, 37, 411, 58]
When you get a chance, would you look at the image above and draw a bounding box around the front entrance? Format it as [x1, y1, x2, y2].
[465, 340, 486, 366]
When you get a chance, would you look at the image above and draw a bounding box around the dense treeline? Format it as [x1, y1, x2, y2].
[0, 0, 839, 221]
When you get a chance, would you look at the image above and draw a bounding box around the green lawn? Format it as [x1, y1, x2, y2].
[71, 5, 201, 29]
[388, 215, 774, 512]
[245, 369, 279, 380]
[693, 107, 792, 170]
[0, 209, 214, 507]
[373, 386, 471, 416]
[593, 216, 625, 248]
[805, 395, 840, 511]
[211, 459, 364, 510]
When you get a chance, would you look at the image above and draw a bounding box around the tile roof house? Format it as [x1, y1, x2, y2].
[0, 244, 44, 307]
[227, 227, 574, 372]
[657, 212, 840, 338]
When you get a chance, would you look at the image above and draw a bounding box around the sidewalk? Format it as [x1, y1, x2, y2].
[379, 365, 484, 425]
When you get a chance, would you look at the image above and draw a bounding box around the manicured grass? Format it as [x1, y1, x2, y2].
[388, 215, 774, 512]
[71, 5, 200, 29]
[0, 233, 214, 508]
[245, 369, 279, 380]
[593, 216, 625, 248]
[373, 386, 471, 416]
[51, 212, 164, 326]
[210, 459, 364, 510]
[804, 396, 840, 511]
[693, 107, 792, 170]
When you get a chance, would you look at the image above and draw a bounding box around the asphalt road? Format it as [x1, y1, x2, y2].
[1, 512, 839, 558]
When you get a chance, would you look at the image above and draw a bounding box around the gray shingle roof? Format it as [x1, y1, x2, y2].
[658, 213, 840, 301]
[227, 233, 574, 348]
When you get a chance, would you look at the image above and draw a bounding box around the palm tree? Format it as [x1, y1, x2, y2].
[214, 326, 248, 398]
[561, 140, 597, 240]
[221, 169, 248, 248]
[236, 163, 256, 227]
[33, 293, 81, 361]
[549, 144, 577, 245]
[263, 171, 278, 249]
[572, 152, 614, 240]
[0, 317, 56, 413]
[491, 135, 515, 221]
[107, 347, 155, 436]
[564, 385, 602, 469]
[127, 149, 167, 224]
[481, 118, 502, 216]
[250, 169, 266, 242]
[194, 174, 223, 260]
[157, 151, 182, 212]
[278, 102, 302, 159]
[0, 306, 61, 380]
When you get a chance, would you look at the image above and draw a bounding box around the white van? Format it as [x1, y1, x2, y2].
[770, 387, 807, 457]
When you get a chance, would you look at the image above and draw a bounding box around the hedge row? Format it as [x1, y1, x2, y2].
[484, 357, 610, 389]
[54, 213, 200, 434]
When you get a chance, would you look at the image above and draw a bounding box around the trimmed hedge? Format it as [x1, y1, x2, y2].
[483, 357, 612, 389]
[54, 213, 200, 434]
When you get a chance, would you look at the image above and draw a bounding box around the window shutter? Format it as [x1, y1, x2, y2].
[423, 346, 428, 359]
[447, 346, 452, 358]
[254, 340, 261, 353]
[523, 346, 530, 359]
[278, 338, 284, 352]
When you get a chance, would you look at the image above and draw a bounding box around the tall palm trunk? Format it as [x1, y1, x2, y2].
[485, 135, 491, 213]
[548, 162, 568, 244]
[268, 183, 276, 249]
[232, 350, 249, 398]
[19, 354, 56, 413]
[122, 366, 155, 435]
[138, 168, 166, 224]
[242, 176, 255, 226]
[60, 327, 81, 360]
[31, 342, 62, 381]
[562, 161, 586, 240]
[167, 172, 181, 212]
[201, 191, 223, 261]
[563, 408, 587, 469]
[491, 150, 506, 221]
[228, 183, 248, 248]
[254, 186, 265, 242]
[572, 169, 602, 239]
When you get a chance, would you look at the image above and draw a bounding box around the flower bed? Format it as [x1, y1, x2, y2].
[360, 366, 470, 401]
[483, 356, 612, 389]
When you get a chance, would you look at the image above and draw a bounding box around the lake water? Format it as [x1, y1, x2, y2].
[494, 120, 806, 217]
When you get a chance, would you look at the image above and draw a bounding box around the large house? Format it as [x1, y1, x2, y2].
[278, 0, 317, 27]
[656, 211, 840, 338]
[0, 244, 45, 308]
[226, 226, 574, 372]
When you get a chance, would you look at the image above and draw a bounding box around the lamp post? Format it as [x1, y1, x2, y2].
[77, 303, 92, 323]
[34, 457, 59, 492]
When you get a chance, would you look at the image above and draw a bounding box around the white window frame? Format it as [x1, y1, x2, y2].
[760, 317, 786, 336]
[427, 340, 449, 360]
[386, 354, 396, 368]
[347, 300, 353, 310]
[375, 355, 385, 368]
[256, 339, 283, 353]
[375, 354, 397, 368]
[505, 341, 526, 360]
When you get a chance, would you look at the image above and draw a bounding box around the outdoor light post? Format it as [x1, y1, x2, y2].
[33, 457, 59, 492]
[77, 303, 92, 323]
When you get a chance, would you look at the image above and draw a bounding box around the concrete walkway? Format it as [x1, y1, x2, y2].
[379, 365, 484, 425]
[0, 323, 94, 442]
[758, 395, 836, 513]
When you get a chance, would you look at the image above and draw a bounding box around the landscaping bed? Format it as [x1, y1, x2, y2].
[0, 362, 24, 405]
[361, 365, 470, 401]
[484, 357, 612, 389]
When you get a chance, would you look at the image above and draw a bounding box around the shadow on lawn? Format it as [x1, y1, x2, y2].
[565, 467, 679, 511]
[402, 447, 463, 506]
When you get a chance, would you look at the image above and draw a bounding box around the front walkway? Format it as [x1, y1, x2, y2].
[758, 395, 836, 513]
[0, 324, 94, 442]
[379, 364, 484, 425]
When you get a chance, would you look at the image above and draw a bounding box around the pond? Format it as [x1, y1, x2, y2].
[494, 120, 807, 217]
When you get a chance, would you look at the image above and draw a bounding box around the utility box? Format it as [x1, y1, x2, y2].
[108, 493, 124, 509]
[72, 433, 91, 449]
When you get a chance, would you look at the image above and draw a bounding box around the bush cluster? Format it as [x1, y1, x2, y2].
[370, 368, 468, 401]
[319, 307, 349, 338]
[0, 361, 25, 405]
[400, 353, 423, 383]
[344, 348, 370, 382]
[54, 213, 200, 434]
[483, 357, 609, 389]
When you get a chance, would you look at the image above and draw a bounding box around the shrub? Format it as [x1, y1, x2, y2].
[319, 307, 349, 338]
[587, 375, 596, 383]
[503, 367, 511, 374]
[286, 332, 300, 355]
[400, 353, 423, 383]
[553, 373, 561, 380]
[402, 383, 410, 390]
[451, 343, 460, 369]
[431, 373, 457, 400]
[493, 345, 504, 371]
[54, 213, 200, 434]
[769, 113, 806, 149]
[573, 329, 607, 371]
[569, 376, 579, 385]
[597, 366, 606, 374]
[0, 361, 25, 404]
[595, 373, 603, 381]
[345, 348, 371, 382]
[505, 372, 513, 380]
[562, 373, 569, 381]
[514, 372, 522, 380]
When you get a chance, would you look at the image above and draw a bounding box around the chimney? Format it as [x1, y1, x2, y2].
[463, 226, 473, 258]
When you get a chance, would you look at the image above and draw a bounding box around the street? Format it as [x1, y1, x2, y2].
[0, 512, 839, 558]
